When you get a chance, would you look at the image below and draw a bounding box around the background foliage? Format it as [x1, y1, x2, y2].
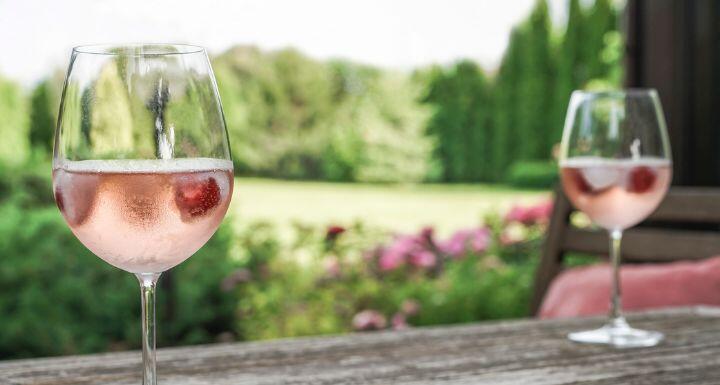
[14, 0, 620, 186]
[425, 0, 620, 183]
[0, 0, 620, 359]
[0, 165, 550, 358]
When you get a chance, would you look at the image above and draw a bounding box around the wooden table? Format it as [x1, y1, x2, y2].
[3, 307, 720, 384]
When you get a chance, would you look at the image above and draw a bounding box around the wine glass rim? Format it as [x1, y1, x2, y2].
[72, 43, 205, 56]
[572, 88, 658, 98]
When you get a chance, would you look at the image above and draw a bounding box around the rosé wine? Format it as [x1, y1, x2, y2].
[53, 158, 233, 273]
[560, 157, 671, 230]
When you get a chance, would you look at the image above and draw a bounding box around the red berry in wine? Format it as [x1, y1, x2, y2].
[55, 188, 64, 212]
[175, 177, 221, 220]
[53, 173, 99, 226]
[573, 170, 593, 193]
[628, 166, 657, 193]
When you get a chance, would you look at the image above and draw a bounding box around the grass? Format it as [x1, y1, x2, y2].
[231, 178, 549, 236]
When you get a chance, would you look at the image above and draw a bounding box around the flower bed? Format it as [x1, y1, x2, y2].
[227, 200, 553, 339]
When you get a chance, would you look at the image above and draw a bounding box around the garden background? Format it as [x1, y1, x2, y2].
[0, 0, 620, 359]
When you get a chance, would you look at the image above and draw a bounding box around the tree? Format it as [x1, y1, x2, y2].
[0, 76, 29, 165]
[515, 0, 556, 160]
[491, 27, 524, 179]
[584, 0, 618, 81]
[29, 81, 57, 154]
[458, 62, 492, 181]
[212, 46, 432, 182]
[424, 65, 465, 181]
[554, 0, 586, 141]
[423, 61, 492, 182]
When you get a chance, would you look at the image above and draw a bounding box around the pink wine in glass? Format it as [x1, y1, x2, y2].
[53, 158, 234, 273]
[560, 157, 672, 230]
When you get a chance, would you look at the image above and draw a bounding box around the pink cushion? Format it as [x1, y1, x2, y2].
[539, 256, 720, 319]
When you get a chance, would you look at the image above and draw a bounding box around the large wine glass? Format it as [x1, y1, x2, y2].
[52, 44, 233, 384]
[559, 89, 672, 348]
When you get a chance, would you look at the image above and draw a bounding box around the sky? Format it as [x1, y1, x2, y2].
[0, 0, 565, 86]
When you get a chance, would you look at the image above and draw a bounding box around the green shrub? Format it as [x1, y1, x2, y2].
[0, 202, 239, 359]
[29, 80, 60, 154]
[0, 157, 550, 360]
[0, 204, 134, 358]
[0, 187, 549, 359]
[506, 160, 558, 189]
[422, 61, 493, 182]
[161, 220, 240, 345]
[411, 256, 536, 325]
[0, 157, 54, 208]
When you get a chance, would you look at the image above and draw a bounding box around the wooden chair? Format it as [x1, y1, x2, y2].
[531, 186, 720, 316]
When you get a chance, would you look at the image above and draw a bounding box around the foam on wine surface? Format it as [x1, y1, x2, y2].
[53, 158, 233, 273]
[560, 157, 671, 230]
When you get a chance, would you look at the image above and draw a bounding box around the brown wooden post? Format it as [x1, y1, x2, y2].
[531, 186, 572, 315]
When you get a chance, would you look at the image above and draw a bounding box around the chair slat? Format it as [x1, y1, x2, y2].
[563, 228, 720, 262]
[649, 187, 720, 223]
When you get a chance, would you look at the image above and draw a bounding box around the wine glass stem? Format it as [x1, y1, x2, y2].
[609, 229, 623, 322]
[137, 273, 161, 385]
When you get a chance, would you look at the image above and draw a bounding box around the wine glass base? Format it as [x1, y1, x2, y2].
[568, 318, 663, 348]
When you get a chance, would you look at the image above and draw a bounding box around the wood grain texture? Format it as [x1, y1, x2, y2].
[649, 187, 720, 223]
[3, 307, 720, 384]
[562, 227, 720, 262]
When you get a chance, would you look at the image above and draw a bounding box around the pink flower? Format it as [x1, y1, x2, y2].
[379, 252, 404, 271]
[505, 206, 530, 224]
[528, 200, 553, 224]
[378, 241, 408, 271]
[438, 227, 491, 258]
[505, 200, 554, 226]
[376, 227, 440, 271]
[391, 313, 409, 330]
[409, 250, 436, 268]
[439, 230, 469, 257]
[469, 228, 491, 253]
[352, 310, 387, 331]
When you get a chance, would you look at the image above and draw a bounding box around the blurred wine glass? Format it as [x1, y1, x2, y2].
[559, 89, 672, 348]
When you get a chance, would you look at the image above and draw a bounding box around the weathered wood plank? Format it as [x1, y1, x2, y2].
[562, 227, 720, 262]
[2, 307, 720, 384]
[649, 187, 720, 223]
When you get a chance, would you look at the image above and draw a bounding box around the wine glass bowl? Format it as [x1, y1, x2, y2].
[560, 158, 671, 231]
[52, 44, 233, 384]
[559, 89, 672, 348]
[53, 159, 233, 273]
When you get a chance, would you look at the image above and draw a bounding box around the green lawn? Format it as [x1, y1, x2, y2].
[231, 178, 549, 236]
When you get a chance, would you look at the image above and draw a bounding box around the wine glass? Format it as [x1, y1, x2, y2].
[559, 89, 672, 348]
[52, 44, 233, 384]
